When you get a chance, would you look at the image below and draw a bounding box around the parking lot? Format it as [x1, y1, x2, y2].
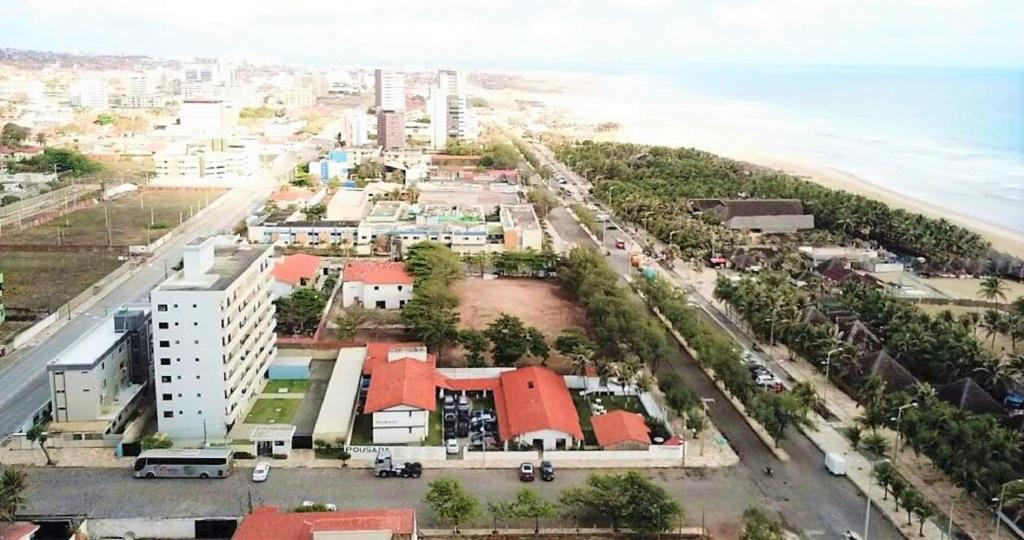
[441, 391, 500, 456]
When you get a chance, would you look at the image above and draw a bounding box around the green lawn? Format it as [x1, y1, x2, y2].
[350, 414, 374, 445]
[263, 379, 311, 394]
[244, 399, 301, 424]
[424, 406, 443, 446]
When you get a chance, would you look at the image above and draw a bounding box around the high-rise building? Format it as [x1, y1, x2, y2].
[428, 85, 448, 150]
[183, 59, 235, 85]
[438, 69, 465, 95]
[343, 109, 369, 146]
[69, 79, 109, 109]
[446, 94, 479, 140]
[374, 69, 405, 111]
[376, 109, 405, 150]
[151, 236, 276, 441]
[179, 99, 232, 135]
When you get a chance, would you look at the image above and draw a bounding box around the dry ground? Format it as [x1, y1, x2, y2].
[0, 189, 223, 247]
[450, 277, 589, 370]
[918, 303, 1018, 355]
[924, 276, 1024, 303]
[0, 251, 122, 313]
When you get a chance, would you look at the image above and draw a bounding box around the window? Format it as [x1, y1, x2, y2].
[163, 411, 173, 418]
[158, 322, 169, 329]
[159, 341, 170, 348]
[161, 376, 171, 383]
[157, 304, 168, 312]
[373, 285, 380, 291]
[160, 358, 171, 366]
[162, 394, 172, 401]
[375, 300, 386, 309]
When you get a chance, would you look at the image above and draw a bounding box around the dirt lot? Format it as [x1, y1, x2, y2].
[451, 277, 589, 370]
[0, 251, 122, 312]
[918, 303, 1017, 355]
[924, 276, 1024, 303]
[0, 188, 223, 247]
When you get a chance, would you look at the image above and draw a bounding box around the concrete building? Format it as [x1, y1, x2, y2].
[179, 99, 232, 135]
[153, 150, 257, 179]
[591, 410, 651, 450]
[377, 110, 405, 150]
[343, 108, 370, 146]
[374, 69, 405, 111]
[46, 307, 152, 434]
[273, 87, 314, 109]
[271, 253, 322, 299]
[428, 85, 448, 150]
[183, 59, 234, 85]
[234, 506, 417, 540]
[500, 204, 543, 251]
[438, 69, 465, 95]
[342, 261, 414, 309]
[151, 236, 276, 441]
[122, 72, 167, 109]
[69, 79, 109, 108]
[446, 94, 478, 140]
[326, 189, 371, 221]
[363, 345, 436, 444]
[494, 366, 583, 450]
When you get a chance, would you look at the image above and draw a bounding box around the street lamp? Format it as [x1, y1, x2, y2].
[819, 348, 843, 408]
[698, 398, 714, 456]
[864, 458, 890, 540]
[889, 402, 918, 462]
[993, 479, 1023, 539]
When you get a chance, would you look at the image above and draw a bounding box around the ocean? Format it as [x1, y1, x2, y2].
[650, 65, 1024, 234]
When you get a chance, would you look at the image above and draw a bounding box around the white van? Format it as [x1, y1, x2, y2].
[825, 452, 847, 476]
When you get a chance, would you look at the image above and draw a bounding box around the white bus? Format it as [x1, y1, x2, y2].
[133, 448, 234, 479]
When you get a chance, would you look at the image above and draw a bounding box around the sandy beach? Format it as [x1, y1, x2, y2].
[476, 71, 1024, 259]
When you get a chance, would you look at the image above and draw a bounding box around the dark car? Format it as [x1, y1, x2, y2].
[456, 420, 469, 438]
[518, 463, 535, 482]
[540, 461, 555, 481]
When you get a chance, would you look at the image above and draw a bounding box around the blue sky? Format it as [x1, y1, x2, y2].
[1, 0, 1022, 69]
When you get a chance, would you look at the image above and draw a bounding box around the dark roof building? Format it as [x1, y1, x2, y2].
[854, 350, 919, 392]
[937, 378, 1004, 416]
[691, 198, 814, 233]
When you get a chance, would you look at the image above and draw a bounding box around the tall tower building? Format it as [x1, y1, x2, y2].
[377, 109, 405, 150]
[428, 84, 448, 150]
[374, 69, 405, 111]
[438, 69, 465, 95]
[151, 236, 276, 441]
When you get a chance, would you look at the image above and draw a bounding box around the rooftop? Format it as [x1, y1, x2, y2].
[159, 242, 268, 292]
[47, 313, 129, 369]
[233, 506, 415, 540]
[273, 253, 321, 286]
[343, 261, 413, 286]
[495, 366, 583, 441]
[592, 410, 651, 447]
[691, 198, 806, 219]
[362, 342, 432, 375]
[364, 357, 438, 413]
[500, 204, 540, 230]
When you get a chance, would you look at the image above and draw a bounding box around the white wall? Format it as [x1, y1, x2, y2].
[373, 406, 429, 444]
[342, 281, 412, 309]
[513, 428, 577, 451]
[82, 516, 238, 539]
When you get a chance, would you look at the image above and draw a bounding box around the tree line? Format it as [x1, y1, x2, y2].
[555, 141, 989, 264]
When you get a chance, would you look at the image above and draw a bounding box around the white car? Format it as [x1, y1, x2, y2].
[446, 438, 460, 455]
[324, 503, 337, 511]
[252, 462, 271, 482]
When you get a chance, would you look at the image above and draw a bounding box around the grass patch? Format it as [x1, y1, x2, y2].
[350, 414, 373, 445]
[0, 251, 122, 311]
[263, 379, 311, 394]
[244, 399, 301, 424]
[425, 406, 443, 446]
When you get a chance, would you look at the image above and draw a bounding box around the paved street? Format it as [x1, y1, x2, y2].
[531, 141, 902, 539]
[0, 142, 327, 438]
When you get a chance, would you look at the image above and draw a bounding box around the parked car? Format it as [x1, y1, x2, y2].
[456, 420, 470, 438]
[252, 462, 270, 482]
[470, 409, 495, 422]
[457, 394, 471, 413]
[540, 461, 555, 481]
[443, 395, 456, 412]
[446, 439, 460, 455]
[615, 239, 626, 250]
[443, 412, 457, 426]
[518, 463, 535, 482]
[470, 433, 498, 448]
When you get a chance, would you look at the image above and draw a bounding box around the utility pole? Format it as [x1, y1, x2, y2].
[104, 206, 112, 247]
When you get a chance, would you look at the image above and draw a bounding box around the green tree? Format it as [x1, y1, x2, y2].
[749, 391, 812, 444]
[424, 477, 480, 533]
[401, 281, 461, 360]
[274, 288, 327, 336]
[335, 308, 371, 341]
[740, 507, 784, 540]
[458, 329, 490, 367]
[526, 327, 549, 363]
[484, 314, 536, 367]
[0, 468, 28, 522]
[25, 424, 52, 466]
[509, 487, 556, 533]
[978, 276, 1008, 303]
[480, 143, 519, 169]
[526, 187, 557, 218]
[486, 500, 513, 532]
[353, 161, 385, 179]
[404, 242, 463, 286]
[302, 203, 327, 221]
[11, 147, 102, 176]
[554, 329, 594, 356]
[558, 471, 682, 533]
[860, 431, 890, 457]
[1, 123, 29, 146]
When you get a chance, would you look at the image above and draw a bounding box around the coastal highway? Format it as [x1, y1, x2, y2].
[529, 138, 902, 539]
[0, 140, 327, 439]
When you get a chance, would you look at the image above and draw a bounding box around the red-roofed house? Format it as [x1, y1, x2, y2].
[234, 506, 417, 540]
[494, 366, 583, 450]
[0, 522, 40, 540]
[271, 187, 316, 209]
[591, 410, 651, 450]
[363, 344, 437, 444]
[272, 253, 322, 298]
[342, 261, 413, 309]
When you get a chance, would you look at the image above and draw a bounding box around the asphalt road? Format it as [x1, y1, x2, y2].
[20, 465, 802, 537]
[0, 143, 326, 438]
[533, 141, 901, 539]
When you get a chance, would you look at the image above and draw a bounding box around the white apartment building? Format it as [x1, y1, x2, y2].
[46, 307, 152, 434]
[153, 150, 256, 179]
[374, 69, 405, 111]
[179, 99, 233, 135]
[183, 59, 235, 85]
[274, 87, 315, 109]
[343, 109, 369, 146]
[428, 85, 448, 150]
[438, 69, 465, 95]
[446, 94, 479, 140]
[151, 236, 277, 441]
[69, 79, 109, 109]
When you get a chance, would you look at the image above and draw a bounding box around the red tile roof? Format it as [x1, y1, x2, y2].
[273, 254, 321, 286]
[272, 188, 315, 202]
[0, 522, 41, 540]
[344, 261, 413, 286]
[591, 410, 651, 448]
[364, 357, 438, 413]
[233, 506, 415, 540]
[363, 341, 433, 375]
[495, 366, 583, 441]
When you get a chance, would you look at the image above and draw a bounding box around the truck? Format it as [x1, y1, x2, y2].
[373, 450, 423, 478]
[630, 254, 645, 268]
[825, 452, 847, 476]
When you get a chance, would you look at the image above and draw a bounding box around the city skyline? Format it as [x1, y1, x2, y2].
[1, 0, 1023, 69]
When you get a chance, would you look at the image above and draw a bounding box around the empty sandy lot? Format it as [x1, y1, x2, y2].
[924, 276, 1024, 303]
[451, 277, 589, 370]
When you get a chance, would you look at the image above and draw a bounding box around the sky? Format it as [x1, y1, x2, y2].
[1, 0, 1023, 70]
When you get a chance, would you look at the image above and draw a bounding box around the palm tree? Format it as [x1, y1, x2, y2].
[569, 346, 596, 399]
[981, 309, 1006, 348]
[860, 432, 890, 457]
[978, 276, 1008, 303]
[25, 425, 52, 466]
[972, 355, 1014, 395]
[0, 468, 27, 522]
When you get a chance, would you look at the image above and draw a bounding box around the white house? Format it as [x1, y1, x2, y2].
[341, 261, 413, 309]
[494, 366, 584, 451]
[362, 346, 436, 444]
